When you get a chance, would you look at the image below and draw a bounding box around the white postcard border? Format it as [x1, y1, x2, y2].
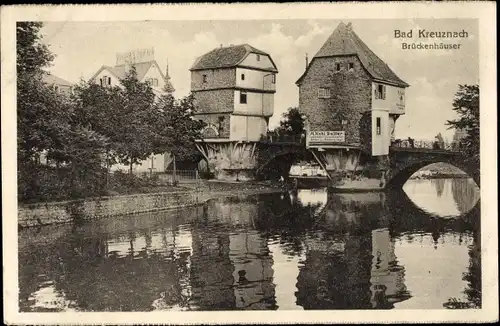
[1, 2, 497, 324]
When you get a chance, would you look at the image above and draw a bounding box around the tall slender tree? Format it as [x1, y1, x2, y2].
[446, 84, 479, 166]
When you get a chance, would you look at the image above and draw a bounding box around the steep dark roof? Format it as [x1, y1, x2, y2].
[89, 60, 174, 92]
[190, 44, 278, 72]
[297, 22, 409, 87]
[42, 72, 72, 87]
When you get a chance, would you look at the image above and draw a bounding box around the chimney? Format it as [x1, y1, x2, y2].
[220, 44, 223, 48]
[305, 53, 309, 70]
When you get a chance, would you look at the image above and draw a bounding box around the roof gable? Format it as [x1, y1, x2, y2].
[297, 22, 409, 87]
[89, 60, 174, 92]
[190, 44, 278, 72]
[42, 72, 72, 87]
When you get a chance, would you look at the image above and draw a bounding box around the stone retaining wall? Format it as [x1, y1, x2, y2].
[18, 191, 202, 228]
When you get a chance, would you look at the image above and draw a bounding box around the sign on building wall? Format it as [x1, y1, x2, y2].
[306, 131, 345, 148]
[116, 48, 155, 65]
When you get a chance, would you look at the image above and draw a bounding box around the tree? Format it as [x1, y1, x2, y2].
[151, 92, 205, 162]
[275, 107, 305, 136]
[446, 85, 479, 166]
[17, 22, 111, 200]
[17, 22, 59, 162]
[114, 67, 157, 174]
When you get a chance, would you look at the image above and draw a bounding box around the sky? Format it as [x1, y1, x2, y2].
[40, 19, 478, 141]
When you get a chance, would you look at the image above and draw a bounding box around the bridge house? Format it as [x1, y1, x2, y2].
[190, 44, 278, 141]
[296, 22, 409, 157]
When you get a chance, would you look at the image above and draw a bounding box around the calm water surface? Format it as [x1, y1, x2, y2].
[18, 178, 481, 311]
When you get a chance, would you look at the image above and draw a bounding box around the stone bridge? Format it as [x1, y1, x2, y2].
[254, 138, 479, 189]
[196, 135, 479, 189]
[386, 147, 479, 189]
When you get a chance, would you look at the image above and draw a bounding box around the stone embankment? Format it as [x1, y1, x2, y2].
[18, 181, 284, 228]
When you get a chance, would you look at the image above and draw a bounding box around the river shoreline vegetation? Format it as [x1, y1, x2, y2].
[17, 22, 205, 203]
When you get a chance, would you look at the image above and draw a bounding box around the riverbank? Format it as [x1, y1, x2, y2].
[18, 180, 285, 229]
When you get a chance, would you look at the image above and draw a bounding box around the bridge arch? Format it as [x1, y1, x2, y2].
[255, 144, 311, 180]
[386, 155, 479, 189]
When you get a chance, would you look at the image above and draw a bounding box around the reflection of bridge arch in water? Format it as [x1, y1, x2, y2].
[290, 186, 479, 238]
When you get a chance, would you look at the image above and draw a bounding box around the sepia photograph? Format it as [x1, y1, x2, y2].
[2, 3, 497, 325]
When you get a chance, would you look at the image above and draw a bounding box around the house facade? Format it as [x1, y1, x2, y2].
[296, 22, 409, 156]
[42, 73, 73, 95]
[190, 44, 278, 141]
[89, 48, 175, 96]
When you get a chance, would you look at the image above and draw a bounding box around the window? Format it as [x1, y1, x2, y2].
[318, 88, 331, 99]
[375, 84, 386, 100]
[241, 73, 245, 80]
[99, 78, 103, 86]
[240, 91, 247, 104]
[271, 74, 276, 84]
[108, 77, 111, 85]
[376, 117, 381, 135]
[348, 62, 354, 70]
[202, 74, 207, 83]
[54, 85, 59, 92]
[217, 116, 225, 133]
[256, 54, 261, 61]
[335, 63, 341, 71]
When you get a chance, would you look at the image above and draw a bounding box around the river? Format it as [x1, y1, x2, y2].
[18, 178, 481, 311]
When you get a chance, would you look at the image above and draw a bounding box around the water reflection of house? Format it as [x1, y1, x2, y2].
[267, 238, 305, 310]
[189, 230, 235, 310]
[296, 234, 372, 309]
[201, 197, 276, 309]
[370, 228, 410, 308]
[229, 231, 276, 310]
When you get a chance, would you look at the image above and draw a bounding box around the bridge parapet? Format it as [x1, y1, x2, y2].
[259, 133, 305, 144]
[391, 138, 455, 151]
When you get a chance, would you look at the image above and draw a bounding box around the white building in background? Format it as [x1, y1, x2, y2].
[89, 48, 175, 173]
[42, 72, 73, 95]
[89, 48, 175, 96]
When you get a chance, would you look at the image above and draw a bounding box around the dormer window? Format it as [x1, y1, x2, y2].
[256, 54, 261, 61]
[335, 63, 341, 71]
[348, 62, 354, 70]
[271, 74, 276, 84]
[241, 73, 245, 80]
[54, 85, 59, 92]
[202, 74, 207, 83]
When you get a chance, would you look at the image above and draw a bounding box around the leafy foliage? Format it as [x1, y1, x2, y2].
[275, 107, 305, 135]
[446, 85, 479, 166]
[17, 22, 204, 202]
[152, 93, 205, 161]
